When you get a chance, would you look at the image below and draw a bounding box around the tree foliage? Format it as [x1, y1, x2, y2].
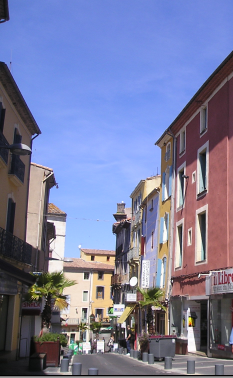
[137, 287, 166, 311]
[26, 271, 77, 328]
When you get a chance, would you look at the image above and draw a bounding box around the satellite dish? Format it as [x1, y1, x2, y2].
[129, 277, 138, 287]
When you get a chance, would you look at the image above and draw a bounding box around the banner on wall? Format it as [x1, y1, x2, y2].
[141, 260, 150, 288]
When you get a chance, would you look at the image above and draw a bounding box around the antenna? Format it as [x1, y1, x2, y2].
[9, 49, 12, 72]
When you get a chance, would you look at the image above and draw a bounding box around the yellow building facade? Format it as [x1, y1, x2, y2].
[156, 133, 174, 334]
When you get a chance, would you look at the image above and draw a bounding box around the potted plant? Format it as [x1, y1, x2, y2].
[138, 332, 150, 354]
[31, 333, 68, 367]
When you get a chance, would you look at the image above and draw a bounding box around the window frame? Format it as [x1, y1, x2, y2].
[197, 141, 209, 197]
[200, 105, 208, 135]
[195, 205, 208, 264]
[82, 290, 89, 302]
[176, 162, 186, 210]
[83, 272, 90, 280]
[96, 286, 105, 300]
[179, 128, 186, 155]
[175, 219, 184, 269]
[98, 271, 104, 280]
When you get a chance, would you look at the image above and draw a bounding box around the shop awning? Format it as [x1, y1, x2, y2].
[117, 304, 136, 324]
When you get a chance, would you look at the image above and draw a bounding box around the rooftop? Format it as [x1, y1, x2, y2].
[81, 248, 115, 256]
[63, 258, 114, 270]
[48, 203, 66, 216]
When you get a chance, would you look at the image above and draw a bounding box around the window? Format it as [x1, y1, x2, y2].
[200, 106, 208, 134]
[107, 256, 110, 262]
[196, 206, 208, 263]
[91, 255, 95, 261]
[188, 228, 192, 246]
[160, 213, 169, 244]
[162, 165, 173, 202]
[197, 141, 209, 195]
[96, 286, 104, 299]
[180, 129, 186, 154]
[83, 272, 90, 280]
[177, 163, 186, 209]
[165, 142, 171, 162]
[0, 102, 6, 133]
[98, 271, 104, 280]
[6, 197, 16, 234]
[81, 308, 88, 322]
[82, 291, 88, 302]
[175, 220, 184, 268]
[160, 257, 167, 288]
[95, 309, 103, 321]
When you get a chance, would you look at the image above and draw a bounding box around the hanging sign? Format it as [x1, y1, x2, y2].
[141, 260, 150, 288]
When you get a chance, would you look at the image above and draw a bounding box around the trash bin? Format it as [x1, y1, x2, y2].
[149, 336, 176, 359]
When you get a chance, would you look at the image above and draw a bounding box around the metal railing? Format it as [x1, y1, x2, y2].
[0, 226, 32, 265]
[9, 154, 25, 183]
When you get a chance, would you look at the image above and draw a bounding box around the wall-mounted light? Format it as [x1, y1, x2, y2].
[182, 174, 189, 179]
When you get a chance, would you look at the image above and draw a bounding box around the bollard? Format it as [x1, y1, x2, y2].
[119, 347, 123, 354]
[142, 352, 148, 363]
[133, 350, 138, 359]
[187, 360, 195, 374]
[124, 348, 127, 355]
[215, 364, 224, 375]
[60, 358, 69, 372]
[72, 362, 82, 375]
[130, 350, 134, 357]
[88, 368, 99, 375]
[164, 356, 172, 370]
[148, 354, 154, 364]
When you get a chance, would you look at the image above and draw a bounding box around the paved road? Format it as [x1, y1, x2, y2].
[72, 353, 180, 375]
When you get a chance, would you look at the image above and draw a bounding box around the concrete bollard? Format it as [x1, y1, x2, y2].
[164, 356, 172, 370]
[215, 364, 224, 375]
[72, 363, 82, 375]
[88, 368, 99, 375]
[60, 358, 69, 372]
[133, 350, 139, 359]
[130, 350, 134, 357]
[187, 360, 195, 374]
[142, 352, 148, 362]
[148, 354, 154, 364]
[119, 347, 123, 354]
[124, 348, 127, 355]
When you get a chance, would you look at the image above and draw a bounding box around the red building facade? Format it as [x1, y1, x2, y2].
[158, 51, 233, 358]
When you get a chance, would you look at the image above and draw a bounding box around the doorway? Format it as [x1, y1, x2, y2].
[200, 301, 207, 352]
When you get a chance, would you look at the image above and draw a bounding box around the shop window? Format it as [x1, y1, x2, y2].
[210, 298, 232, 348]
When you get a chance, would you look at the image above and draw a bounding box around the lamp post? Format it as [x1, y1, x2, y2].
[0, 142, 32, 155]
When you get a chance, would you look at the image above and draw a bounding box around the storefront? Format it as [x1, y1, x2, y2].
[207, 269, 233, 358]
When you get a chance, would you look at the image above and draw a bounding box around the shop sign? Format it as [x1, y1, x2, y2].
[22, 301, 41, 310]
[113, 304, 125, 316]
[126, 293, 136, 302]
[141, 260, 150, 288]
[209, 268, 233, 294]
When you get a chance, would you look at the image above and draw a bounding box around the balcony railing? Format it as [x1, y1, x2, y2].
[0, 132, 9, 165]
[9, 155, 25, 184]
[127, 246, 139, 261]
[0, 226, 32, 265]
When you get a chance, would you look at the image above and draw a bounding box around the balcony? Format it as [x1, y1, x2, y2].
[127, 246, 139, 261]
[131, 210, 141, 229]
[9, 154, 25, 186]
[0, 132, 9, 167]
[111, 274, 121, 286]
[0, 226, 32, 265]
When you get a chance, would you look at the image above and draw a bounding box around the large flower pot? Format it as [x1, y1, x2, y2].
[32, 340, 60, 367]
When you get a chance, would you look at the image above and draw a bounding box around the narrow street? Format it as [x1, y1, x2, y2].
[72, 353, 180, 376]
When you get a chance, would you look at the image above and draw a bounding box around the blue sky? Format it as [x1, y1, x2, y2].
[2, 0, 233, 257]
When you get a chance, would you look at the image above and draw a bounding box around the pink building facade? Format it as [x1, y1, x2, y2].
[157, 52, 233, 358]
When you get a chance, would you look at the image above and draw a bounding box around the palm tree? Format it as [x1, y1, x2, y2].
[137, 287, 166, 333]
[26, 271, 77, 329]
[137, 287, 166, 310]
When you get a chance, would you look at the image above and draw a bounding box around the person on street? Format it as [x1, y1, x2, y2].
[126, 325, 131, 355]
[107, 335, 114, 352]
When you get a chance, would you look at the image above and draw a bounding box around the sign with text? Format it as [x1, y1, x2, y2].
[141, 260, 150, 288]
[22, 301, 41, 310]
[208, 268, 233, 295]
[113, 304, 125, 316]
[126, 293, 137, 302]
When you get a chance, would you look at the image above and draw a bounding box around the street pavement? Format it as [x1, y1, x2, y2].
[1, 351, 233, 375]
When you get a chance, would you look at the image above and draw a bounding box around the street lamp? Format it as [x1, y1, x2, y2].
[0, 142, 32, 155]
[45, 257, 73, 262]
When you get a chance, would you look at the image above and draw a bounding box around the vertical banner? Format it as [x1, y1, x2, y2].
[141, 260, 150, 288]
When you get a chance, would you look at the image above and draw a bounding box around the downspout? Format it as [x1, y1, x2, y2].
[166, 129, 176, 335]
